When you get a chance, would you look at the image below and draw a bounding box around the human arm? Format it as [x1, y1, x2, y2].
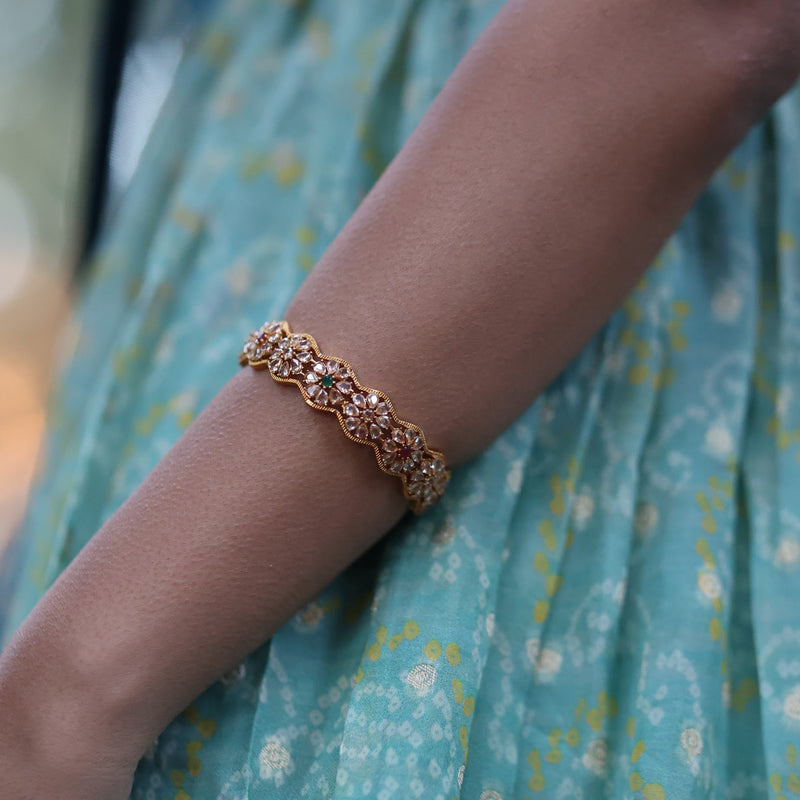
[1, 0, 799, 795]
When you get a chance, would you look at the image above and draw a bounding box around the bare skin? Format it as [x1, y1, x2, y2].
[1, 1, 799, 796]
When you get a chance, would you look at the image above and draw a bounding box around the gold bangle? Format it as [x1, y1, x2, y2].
[238, 320, 451, 515]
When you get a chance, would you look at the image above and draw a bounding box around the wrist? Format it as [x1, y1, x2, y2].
[0, 609, 147, 779]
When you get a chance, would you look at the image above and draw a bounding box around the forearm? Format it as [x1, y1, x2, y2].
[287, 0, 799, 465]
[0, 371, 410, 778]
[2, 0, 798, 780]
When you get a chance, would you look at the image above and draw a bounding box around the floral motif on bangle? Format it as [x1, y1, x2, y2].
[268, 334, 314, 377]
[242, 320, 285, 364]
[305, 359, 352, 406]
[407, 458, 450, 510]
[382, 427, 425, 474]
[343, 392, 393, 440]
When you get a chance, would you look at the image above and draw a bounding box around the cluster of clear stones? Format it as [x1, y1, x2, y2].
[406, 457, 450, 510]
[241, 320, 285, 364]
[269, 334, 315, 377]
[344, 392, 392, 439]
[240, 320, 451, 513]
[382, 427, 425, 473]
[306, 360, 352, 406]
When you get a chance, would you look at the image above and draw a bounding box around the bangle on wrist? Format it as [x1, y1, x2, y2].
[239, 320, 451, 515]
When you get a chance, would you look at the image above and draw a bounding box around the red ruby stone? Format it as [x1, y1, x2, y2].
[398, 445, 412, 459]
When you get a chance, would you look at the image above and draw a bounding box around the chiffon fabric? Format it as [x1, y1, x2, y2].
[3, 1, 800, 797]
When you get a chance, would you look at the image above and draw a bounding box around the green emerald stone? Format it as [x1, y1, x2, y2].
[321, 374, 334, 388]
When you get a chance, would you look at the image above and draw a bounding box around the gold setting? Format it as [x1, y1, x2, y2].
[239, 319, 451, 515]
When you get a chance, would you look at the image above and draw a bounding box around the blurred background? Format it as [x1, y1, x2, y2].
[0, 0, 210, 563]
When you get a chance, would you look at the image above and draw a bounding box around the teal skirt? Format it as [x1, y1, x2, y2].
[3, 1, 800, 797]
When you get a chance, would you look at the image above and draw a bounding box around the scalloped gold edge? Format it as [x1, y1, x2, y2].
[239, 319, 450, 515]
